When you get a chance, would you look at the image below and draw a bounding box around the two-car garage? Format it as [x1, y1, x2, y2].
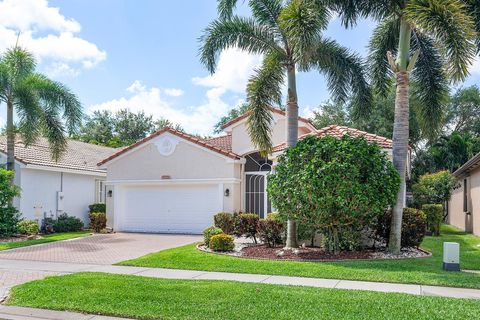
[114, 183, 223, 234]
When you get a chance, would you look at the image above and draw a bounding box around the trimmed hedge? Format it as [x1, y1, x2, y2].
[89, 203, 106, 213]
[209, 233, 235, 251]
[89, 212, 107, 232]
[213, 212, 234, 234]
[203, 226, 223, 247]
[376, 208, 427, 248]
[422, 204, 443, 236]
[46, 213, 84, 233]
[17, 220, 39, 235]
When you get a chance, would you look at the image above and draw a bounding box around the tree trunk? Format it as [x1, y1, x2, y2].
[284, 64, 299, 249]
[389, 71, 410, 253]
[6, 99, 15, 172]
[388, 18, 412, 254]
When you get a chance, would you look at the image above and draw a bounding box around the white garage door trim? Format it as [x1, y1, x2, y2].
[114, 182, 224, 234]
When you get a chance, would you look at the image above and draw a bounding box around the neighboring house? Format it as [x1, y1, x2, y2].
[99, 108, 404, 234]
[449, 154, 480, 236]
[0, 137, 116, 226]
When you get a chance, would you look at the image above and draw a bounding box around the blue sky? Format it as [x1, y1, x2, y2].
[0, 0, 479, 135]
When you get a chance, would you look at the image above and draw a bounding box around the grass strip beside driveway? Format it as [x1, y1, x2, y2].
[8, 272, 480, 320]
[119, 225, 480, 289]
[0, 231, 92, 251]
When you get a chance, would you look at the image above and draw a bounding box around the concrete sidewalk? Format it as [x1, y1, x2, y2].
[0, 305, 133, 320]
[1, 259, 480, 300]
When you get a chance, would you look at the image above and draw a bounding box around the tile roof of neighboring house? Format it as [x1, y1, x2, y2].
[221, 106, 314, 130]
[272, 125, 394, 152]
[453, 152, 480, 178]
[98, 128, 240, 166]
[204, 134, 232, 153]
[0, 136, 116, 173]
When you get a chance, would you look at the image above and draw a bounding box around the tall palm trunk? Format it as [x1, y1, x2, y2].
[6, 98, 15, 172]
[388, 18, 412, 254]
[285, 63, 299, 249]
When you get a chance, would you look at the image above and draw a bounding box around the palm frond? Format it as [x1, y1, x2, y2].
[2, 46, 36, 84]
[405, 0, 476, 81]
[199, 16, 282, 73]
[0, 60, 8, 101]
[13, 83, 41, 146]
[279, 0, 330, 60]
[246, 51, 285, 154]
[367, 16, 400, 96]
[325, 0, 403, 27]
[462, 0, 480, 52]
[250, 0, 283, 27]
[41, 108, 67, 162]
[301, 37, 372, 118]
[218, 0, 241, 20]
[410, 31, 449, 140]
[23, 74, 83, 135]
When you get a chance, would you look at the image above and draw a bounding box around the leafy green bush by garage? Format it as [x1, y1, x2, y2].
[209, 233, 235, 251]
[17, 220, 39, 235]
[0, 169, 21, 237]
[376, 208, 427, 248]
[422, 204, 443, 236]
[268, 135, 400, 253]
[47, 213, 84, 233]
[88, 203, 106, 213]
[203, 226, 223, 247]
[213, 212, 234, 234]
[258, 219, 284, 247]
[234, 213, 259, 243]
[89, 212, 107, 232]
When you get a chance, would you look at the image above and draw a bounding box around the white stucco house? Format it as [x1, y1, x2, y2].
[99, 107, 401, 234]
[0, 137, 116, 226]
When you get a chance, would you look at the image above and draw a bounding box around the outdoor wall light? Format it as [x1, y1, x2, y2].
[107, 190, 113, 198]
[224, 188, 230, 197]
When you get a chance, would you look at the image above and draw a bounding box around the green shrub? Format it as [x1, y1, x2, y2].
[50, 213, 84, 232]
[258, 219, 284, 247]
[0, 169, 21, 237]
[422, 204, 443, 236]
[234, 213, 259, 243]
[89, 203, 106, 213]
[89, 212, 107, 232]
[203, 226, 223, 247]
[266, 212, 280, 221]
[267, 135, 400, 253]
[213, 212, 234, 234]
[376, 208, 427, 248]
[209, 233, 235, 251]
[17, 220, 39, 235]
[323, 226, 362, 252]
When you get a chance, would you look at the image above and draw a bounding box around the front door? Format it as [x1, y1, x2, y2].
[245, 172, 271, 218]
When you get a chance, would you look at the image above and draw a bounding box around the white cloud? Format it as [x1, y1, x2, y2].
[164, 88, 184, 97]
[89, 81, 231, 135]
[192, 48, 262, 93]
[0, 0, 106, 77]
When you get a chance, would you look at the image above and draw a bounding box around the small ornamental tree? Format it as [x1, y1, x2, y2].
[412, 171, 459, 217]
[268, 135, 400, 254]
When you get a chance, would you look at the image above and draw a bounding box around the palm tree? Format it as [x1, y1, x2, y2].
[0, 46, 82, 171]
[200, 0, 372, 248]
[329, 0, 477, 253]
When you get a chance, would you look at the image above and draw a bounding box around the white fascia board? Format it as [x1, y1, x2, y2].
[24, 164, 107, 177]
[106, 178, 242, 185]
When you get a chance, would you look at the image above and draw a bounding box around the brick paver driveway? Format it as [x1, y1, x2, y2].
[0, 233, 201, 265]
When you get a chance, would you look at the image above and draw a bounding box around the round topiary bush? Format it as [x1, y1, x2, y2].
[17, 220, 39, 235]
[209, 233, 235, 251]
[203, 226, 223, 247]
[213, 212, 234, 234]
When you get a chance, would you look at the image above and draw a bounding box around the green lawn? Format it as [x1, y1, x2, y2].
[0, 231, 92, 250]
[7, 272, 480, 320]
[119, 225, 480, 289]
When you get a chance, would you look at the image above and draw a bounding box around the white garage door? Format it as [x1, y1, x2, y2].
[117, 184, 222, 234]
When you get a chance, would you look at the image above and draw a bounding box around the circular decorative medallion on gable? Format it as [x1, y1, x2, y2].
[154, 136, 179, 156]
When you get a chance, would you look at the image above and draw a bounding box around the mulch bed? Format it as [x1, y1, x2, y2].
[0, 235, 41, 243]
[241, 245, 374, 261]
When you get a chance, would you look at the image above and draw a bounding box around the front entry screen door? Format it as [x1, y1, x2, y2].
[245, 173, 271, 218]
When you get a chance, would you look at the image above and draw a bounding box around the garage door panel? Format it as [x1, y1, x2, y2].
[118, 184, 221, 233]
